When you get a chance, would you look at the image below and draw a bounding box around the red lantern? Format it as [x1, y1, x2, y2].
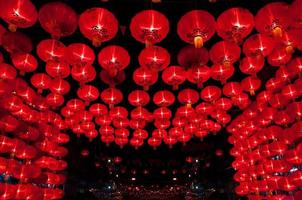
[162, 66, 186, 90]
[210, 41, 241, 68]
[89, 103, 108, 117]
[49, 78, 70, 95]
[139, 46, 170, 71]
[109, 106, 128, 119]
[243, 34, 275, 57]
[255, 2, 290, 38]
[216, 8, 254, 43]
[11, 53, 37, 75]
[65, 43, 95, 67]
[133, 67, 158, 90]
[130, 10, 169, 47]
[163, 135, 177, 148]
[153, 107, 172, 119]
[100, 70, 125, 87]
[66, 99, 85, 112]
[0, 63, 17, 80]
[211, 64, 235, 84]
[130, 138, 144, 149]
[214, 98, 233, 111]
[0, 0, 37, 31]
[241, 76, 261, 96]
[1, 31, 32, 54]
[239, 56, 264, 76]
[30, 73, 51, 93]
[38, 2, 78, 39]
[177, 10, 215, 48]
[177, 46, 209, 69]
[71, 65, 96, 84]
[98, 45, 130, 77]
[77, 85, 99, 105]
[46, 61, 70, 78]
[223, 82, 242, 97]
[267, 47, 292, 67]
[287, 57, 302, 77]
[200, 86, 222, 102]
[79, 8, 118, 47]
[186, 65, 211, 88]
[177, 89, 199, 107]
[148, 137, 161, 149]
[36, 39, 66, 62]
[153, 90, 175, 107]
[128, 90, 150, 107]
[101, 88, 123, 108]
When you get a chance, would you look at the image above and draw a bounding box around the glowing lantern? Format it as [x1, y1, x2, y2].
[77, 85, 99, 105]
[1, 31, 32, 54]
[186, 65, 211, 88]
[36, 39, 66, 62]
[101, 88, 123, 108]
[200, 86, 222, 102]
[211, 64, 234, 84]
[65, 43, 95, 67]
[133, 67, 158, 90]
[39, 2, 78, 39]
[139, 46, 170, 71]
[210, 41, 241, 68]
[46, 61, 70, 78]
[98, 45, 130, 77]
[216, 8, 254, 43]
[239, 56, 264, 76]
[0, 0, 37, 32]
[79, 8, 118, 47]
[128, 90, 150, 107]
[30, 73, 51, 93]
[243, 34, 275, 57]
[177, 10, 215, 48]
[162, 66, 186, 90]
[130, 10, 169, 47]
[177, 46, 209, 69]
[241, 76, 261, 96]
[71, 65, 96, 84]
[177, 89, 199, 107]
[11, 53, 37, 75]
[100, 70, 125, 87]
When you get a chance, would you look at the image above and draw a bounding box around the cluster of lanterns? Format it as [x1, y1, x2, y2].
[0, 0, 302, 198]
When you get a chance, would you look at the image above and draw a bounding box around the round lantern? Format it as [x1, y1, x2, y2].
[210, 41, 241, 67]
[71, 65, 96, 84]
[186, 65, 211, 88]
[216, 7, 254, 43]
[243, 34, 276, 57]
[30, 73, 51, 93]
[177, 46, 209, 69]
[36, 39, 66, 62]
[65, 43, 95, 67]
[200, 86, 222, 102]
[101, 88, 123, 108]
[153, 90, 175, 107]
[239, 56, 264, 76]
[79, 8, 118, 47]
[0, 63, 17, 80]
[46, 61, 70, 78]
[98, 45, 130, 77]
[130, 10, 169, 47]
[255, 2, 290, 38]
[1, 31, 33, 54]
[267, 47, 292, 67]
[178, 89, 199, 107]
[138, 46, 170, 71]
[11, 53, 38, 75]
[39, 2, 78, 39]
[0, 0, 37, 32]
[128, 90, 150, 107]
[77, 85, 99, 105]
[100, 70, 125, 87]
[177, 10, 216, 48]
[241, 76, 261, 96]
[162, 66, 186, 90]
[211, 63, 235, 84]
[133, 67, 158, 90]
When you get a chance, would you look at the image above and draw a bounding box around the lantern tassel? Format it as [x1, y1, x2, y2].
[92, 37, 102, 47]
[8, 24, 17, 32]
[272, 26, 283, 38]
[194, 36, 203, 48]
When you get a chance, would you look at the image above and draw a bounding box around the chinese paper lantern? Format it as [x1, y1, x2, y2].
[163, 135, 177, 148]
[79, 8, 118, 47]
[89, 103, 108, 117]
[255, 2, 290, 38]
[153, 90, 175, 107]
[113, 118, 129, 128]
[71, 65, 96, 84]
[109, 106, 128, 119]
[1, 31, 32, 54]
[36, 39, 66, 62]
[66, 99, 85, 112]
[177, 46, 209, 69]
[162, 66, 186, 90]
[98, 45, 130, 77]
[178, 88, 199, 107]
[77, 85, 99, 105]
[241, 76, 261, 95]
[223, 82, 242, 97]
[196, 102, 214, 115]
[130, 10, 169, 47]
[46, 61, 70, 78]
[243, 34, 275, 57]
[101, 88, 123, 108]
[211, 63, 235, 84]
[39, 2, 78, 39]
[232, 93, 250, 109]
[11, 53, 37, 75]
[216, 7, 254, 43]
[239, 56, 264, 76]
[214, 98, 233, 111]
[65, 43, 95, 67]
[210, 41, 241, 67]
[30, 73, 51, 93]
[128, 90, 150, 107]
[177, 10, 215, 48]
[46, 93, 64, 108]
[153, 107, 172, 119]
[287, 57, 302, 77]
[138, 46, 170, 71]
[49, 78, 70, 95]
[133, 67, 158, 90]
[0, 0, 37, 32]
[186, 65, 211, 88]
[115, 137, 128, 148]
[100, 70, 125, 87]
[148, 137, 161, 149]
[0, 63, 17, 80]
[200, 86, 222, 102]
[130, 138, 144, 149]
[267, 47, 292, 67]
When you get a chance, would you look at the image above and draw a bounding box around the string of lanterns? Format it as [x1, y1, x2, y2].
[0, 0, 302, 199]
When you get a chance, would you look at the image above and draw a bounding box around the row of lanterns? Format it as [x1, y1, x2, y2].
[227, 54, 302, 198]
